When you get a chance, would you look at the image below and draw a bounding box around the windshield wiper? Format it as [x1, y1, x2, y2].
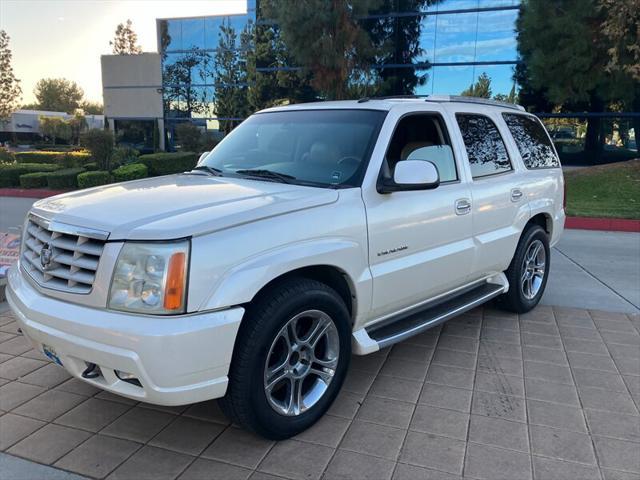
[235, 169, 296, 184]
[191, 165, 224, 176]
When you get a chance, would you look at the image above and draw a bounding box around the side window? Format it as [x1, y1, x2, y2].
[503, 113, 560, 168]
[456, 114, 512, 178]
[386, 115, 458, 182]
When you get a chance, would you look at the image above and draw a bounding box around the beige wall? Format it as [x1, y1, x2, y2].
[101, 53, 164, 149]
[101, 53, 163, 118]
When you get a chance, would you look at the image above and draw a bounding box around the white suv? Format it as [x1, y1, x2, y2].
[7, 97, 564, 439]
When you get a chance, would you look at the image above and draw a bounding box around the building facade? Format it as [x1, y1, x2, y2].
[151, 0, 520, 149]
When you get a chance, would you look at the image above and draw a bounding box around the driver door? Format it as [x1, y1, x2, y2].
[363, 112, 474, 320]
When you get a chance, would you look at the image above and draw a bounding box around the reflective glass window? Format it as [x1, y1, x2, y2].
[456, 113, 512, 177]
[205, 17, 225, 49]
[436, 0, 480, 11]
[475, 9, 518, 61]
[503, 114, 560, 168]
[433, 12, 479, 63]
[416, 14, 437, 64]
[182, 18, 205, 50]
[163, 52, 213, 86]
[164, 19, 182, 51]
[474, 64, 516, 97]
[415, 65, 474, 95]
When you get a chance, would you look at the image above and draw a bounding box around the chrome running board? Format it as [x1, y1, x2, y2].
[365, 281, 506, 350]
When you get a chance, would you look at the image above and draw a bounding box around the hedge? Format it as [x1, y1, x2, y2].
[77, 171, 111, 189]
[46, 168, 86, 189]
[138, 152, 198, 176]
[19, 172, 51, 189]
[0, 163, 61, 187]
[113, 163, 148, 182]
[14, 151, 91, 166]
[83, 162, 99, 171]
[0, 147, 14, 163]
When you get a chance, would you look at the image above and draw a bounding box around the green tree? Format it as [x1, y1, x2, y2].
[81, 101, 103, 115]
[516, 0, 622, 158]
[361, 0, 439, 96]
[262, 0, 384, 100]
[69, 111, 88, 145]
[81, 129, 114, 171]
[39, 116, 72, 145]
[493, 84, 518, 104]
[0, 30, 22, 125]
[247, 23, 317, 110]
[214, 19, 250, 134]
[34, 78, 84, 113]
[110, 19, 142, 55]
[461, 72, 492, 98]
[174, 122, 202, 152]
[599, 0, 640, 141]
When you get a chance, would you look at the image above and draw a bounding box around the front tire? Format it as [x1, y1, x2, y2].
[219, 277, 351, 440]
[499, 224, 550, 313]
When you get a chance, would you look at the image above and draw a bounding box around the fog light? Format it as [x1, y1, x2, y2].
[115, 370, 142, 387]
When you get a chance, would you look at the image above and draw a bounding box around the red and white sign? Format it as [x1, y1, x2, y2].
[0, 233, 20, 277]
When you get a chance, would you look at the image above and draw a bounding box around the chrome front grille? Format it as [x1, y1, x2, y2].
[21, 215, 108, 294]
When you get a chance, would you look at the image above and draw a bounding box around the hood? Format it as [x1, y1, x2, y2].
[31, 174, 339, 240]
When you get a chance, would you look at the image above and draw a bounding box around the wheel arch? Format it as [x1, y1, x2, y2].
[249, 265, 357, 321]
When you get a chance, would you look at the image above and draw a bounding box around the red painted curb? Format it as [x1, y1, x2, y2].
[566, 216, 640, 233]
[0, 188, 69, 198]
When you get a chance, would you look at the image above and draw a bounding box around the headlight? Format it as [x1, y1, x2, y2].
[108, 240, 189, 314]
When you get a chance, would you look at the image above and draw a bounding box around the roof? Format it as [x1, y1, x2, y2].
[260, 96, 526, 114]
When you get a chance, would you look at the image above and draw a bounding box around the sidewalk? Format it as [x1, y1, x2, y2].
[0, 303, 638, 479]
[542, 230, 639, 314]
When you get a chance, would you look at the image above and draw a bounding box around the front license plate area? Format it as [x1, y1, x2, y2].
[42, 344, 63, 366]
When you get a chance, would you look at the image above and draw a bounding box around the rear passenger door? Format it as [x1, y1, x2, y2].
[453, 111, 531, 279]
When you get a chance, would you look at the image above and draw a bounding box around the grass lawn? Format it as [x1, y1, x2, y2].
[564, 159, 640, 219]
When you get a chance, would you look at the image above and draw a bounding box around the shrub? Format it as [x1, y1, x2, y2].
[19, 172, 51, 189]
[80, 129, 114, 171]
[175, 123, 203, 153]
[0, 163, 60, 187]
[14, 151, 91, 166]
[46, 168, 85, 189]
[0, 147, 14, 163]
[138, 152, 198, 176]
[83, 162, 99, 171]
[113, 163, 148, 182]
[14, 151, 60, 164]
[112, 146, 140, 167]
[77, 171, 111, 189]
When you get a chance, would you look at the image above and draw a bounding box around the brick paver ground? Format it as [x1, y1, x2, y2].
[0, 305, 638, 480]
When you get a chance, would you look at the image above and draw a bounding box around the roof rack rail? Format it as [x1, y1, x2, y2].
[424, 95, 525, 111]
[357, 94, 430, 103]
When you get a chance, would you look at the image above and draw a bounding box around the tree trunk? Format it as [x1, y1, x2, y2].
[584, 95, 604, 164]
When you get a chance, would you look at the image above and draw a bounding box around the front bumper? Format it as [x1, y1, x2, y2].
[7, 266, 244, 406]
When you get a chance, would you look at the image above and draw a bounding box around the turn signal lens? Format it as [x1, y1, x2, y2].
[164, 252, 186, 310]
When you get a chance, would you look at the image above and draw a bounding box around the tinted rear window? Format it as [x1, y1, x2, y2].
[456, 114, 512, 178]
[503, 113, 560, 169]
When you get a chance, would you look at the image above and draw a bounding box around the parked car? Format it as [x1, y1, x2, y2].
[7, 97, 564, 439]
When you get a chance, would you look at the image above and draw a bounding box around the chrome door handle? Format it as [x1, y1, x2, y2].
[455, 199, 471, 215]
[511, 188, 523, 202]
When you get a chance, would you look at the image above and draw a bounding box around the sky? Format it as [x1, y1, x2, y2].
[0, 0, 247, 104]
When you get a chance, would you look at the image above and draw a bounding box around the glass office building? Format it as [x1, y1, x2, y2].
[157, 0, 521, 148]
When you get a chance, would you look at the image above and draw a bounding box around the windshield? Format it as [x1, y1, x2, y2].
[200, 109, 386, 187]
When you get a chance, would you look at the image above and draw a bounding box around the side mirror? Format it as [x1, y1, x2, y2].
[378, 160, 440, 193]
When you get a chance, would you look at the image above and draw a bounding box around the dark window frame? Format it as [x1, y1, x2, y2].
[502, 113, 560, 170]
[379, 112, 461, 188]
[455, 112, 513, 179]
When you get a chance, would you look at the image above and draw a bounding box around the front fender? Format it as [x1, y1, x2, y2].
[193, 237, 372, 320]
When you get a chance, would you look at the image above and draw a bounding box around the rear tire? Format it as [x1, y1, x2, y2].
[219, 277, 351, 440]
[499, 224, 550, 313]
